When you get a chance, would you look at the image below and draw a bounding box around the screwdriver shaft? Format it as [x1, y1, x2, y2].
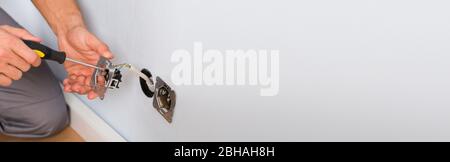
[65, 57, 105, 70]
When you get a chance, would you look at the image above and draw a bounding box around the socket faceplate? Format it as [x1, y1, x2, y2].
[152, 77, 176, 123]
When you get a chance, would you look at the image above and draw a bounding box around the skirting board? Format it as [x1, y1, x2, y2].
[63, 92, 126, 142]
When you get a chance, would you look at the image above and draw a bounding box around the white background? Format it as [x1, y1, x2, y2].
[2, 0, 450, 141]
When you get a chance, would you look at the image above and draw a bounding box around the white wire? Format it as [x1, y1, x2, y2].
[114, 64, 155, 92]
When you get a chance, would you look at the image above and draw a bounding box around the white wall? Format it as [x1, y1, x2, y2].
[2, 0, 450, 141]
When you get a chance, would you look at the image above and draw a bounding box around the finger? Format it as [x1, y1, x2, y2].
[64, 63, 80, 73]
[96, 74, 106, 85]
[67, 75, 80, 85]
[71, 84, 82, 93]
[79, 84, 92, 92]
[66, 65, 92, 76]
[85, 85, 92, 92]
[77, 76, 86, 85]
[71, 81, 89, 94]
[87, 91, 98, 100]
[101, 50, 114, 59]
[70, 74, 77, 80]
[63, 79, 73, 92]
[0, 65, 22, 80]
[63, 79, 70, 85]
[77, 88, 89, 95]
[76, 76, 90, 94]
[80, 68, 93, 76]
[7, 50, 31, 72]
[64, 76, 75, 84]
[85, 76, 91, 86]
[64, 76, 88, 94]
[82, 86, 93, 94]
[87, 35, 113, 59]
[69, 67, 83, 75]
[0, 25, 42, 42]
[63, 84, 73, 92]
[11, 39, 41, 67]
[0, 74, 12, 87]
[77, 85, 91, 95]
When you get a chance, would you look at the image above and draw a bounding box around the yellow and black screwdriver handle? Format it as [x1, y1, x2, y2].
[23, 40, 67, 64]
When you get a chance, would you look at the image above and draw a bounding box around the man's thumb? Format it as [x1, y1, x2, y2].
[88, 35, 113, 59]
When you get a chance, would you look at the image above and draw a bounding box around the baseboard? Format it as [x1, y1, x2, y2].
[63, 92, 127, 142]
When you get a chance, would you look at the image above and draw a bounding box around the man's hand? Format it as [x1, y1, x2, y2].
[0, 25, 42, 86]
[32, 0, 114, 99]
[59, 25, 113, 100]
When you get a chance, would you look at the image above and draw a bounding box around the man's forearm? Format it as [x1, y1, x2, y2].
[32, 0, 85, 36]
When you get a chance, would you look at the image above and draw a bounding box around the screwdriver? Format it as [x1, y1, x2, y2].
[22, 40, 104, 70]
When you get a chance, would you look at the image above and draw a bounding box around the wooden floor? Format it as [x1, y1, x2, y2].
[0, 127, 84, 142]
